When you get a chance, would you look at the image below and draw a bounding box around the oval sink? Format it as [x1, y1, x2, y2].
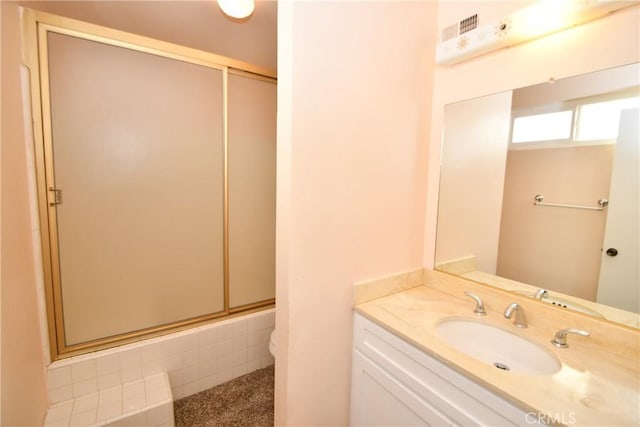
[436, 317, 561, 375]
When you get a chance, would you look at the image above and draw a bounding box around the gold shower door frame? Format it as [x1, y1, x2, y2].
[22, 9, 276, 359]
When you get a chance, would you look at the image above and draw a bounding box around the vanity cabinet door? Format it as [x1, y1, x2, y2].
[352, 350, 451, 426]
[351, 313, 545, 427]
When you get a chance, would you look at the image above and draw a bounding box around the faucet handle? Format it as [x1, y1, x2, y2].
[551, 328, 590, 348]
[464, 291, 486, 316]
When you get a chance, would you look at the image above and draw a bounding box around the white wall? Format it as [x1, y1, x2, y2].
[1, 3, 50, 424]
[424, 2, 640, 268]
[276, 1, 437, 424]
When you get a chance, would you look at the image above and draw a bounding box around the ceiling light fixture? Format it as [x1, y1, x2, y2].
[218, 0, 255, 20]
[436, 0, 636, 65]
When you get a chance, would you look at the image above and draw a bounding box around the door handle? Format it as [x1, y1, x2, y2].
[606, 248, 618, 257]
[49, 187, 63, 206]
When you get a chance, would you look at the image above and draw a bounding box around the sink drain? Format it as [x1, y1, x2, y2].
[493, 362, 510, 371]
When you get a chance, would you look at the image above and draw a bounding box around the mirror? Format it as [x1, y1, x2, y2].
[435, 63, 639, 329]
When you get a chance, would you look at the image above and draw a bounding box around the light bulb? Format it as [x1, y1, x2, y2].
[218, 0, 255, 19]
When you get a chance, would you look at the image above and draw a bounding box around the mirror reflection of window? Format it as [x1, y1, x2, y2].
[511, 111, 573, 143]
[576, 96, 640, 141]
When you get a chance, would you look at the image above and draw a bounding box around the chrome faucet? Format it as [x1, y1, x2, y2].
[533, 289, 549, 300]
[464, 291, 486, 316]
[551, 328, 590, 348]
[504, 303, 527, 328]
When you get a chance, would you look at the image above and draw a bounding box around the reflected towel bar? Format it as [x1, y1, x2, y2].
[533, 195, 608, 211]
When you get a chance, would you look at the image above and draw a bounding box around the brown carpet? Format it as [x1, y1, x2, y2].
[174, 365, 274, 427]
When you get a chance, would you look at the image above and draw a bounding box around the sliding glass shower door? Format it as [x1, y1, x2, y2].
[28, 13, 276, 358]
[47, 32, 226, 347]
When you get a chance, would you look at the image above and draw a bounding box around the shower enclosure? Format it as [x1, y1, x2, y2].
[24, 10, 276, 359]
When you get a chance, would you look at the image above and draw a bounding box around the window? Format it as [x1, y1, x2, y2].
[575, 96, 640, 141]
[511, 111, 573, 143]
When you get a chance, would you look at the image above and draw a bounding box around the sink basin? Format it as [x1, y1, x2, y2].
[436, 317, 561, 375]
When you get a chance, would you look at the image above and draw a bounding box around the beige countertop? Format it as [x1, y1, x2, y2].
[353, 270, 640, 426]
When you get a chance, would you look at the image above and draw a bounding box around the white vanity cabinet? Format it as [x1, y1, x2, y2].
[351, 313, 545, 426]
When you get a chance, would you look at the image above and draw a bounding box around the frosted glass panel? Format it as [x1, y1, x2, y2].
[48, 33, 225, 345]
[228, 74, 276, 307]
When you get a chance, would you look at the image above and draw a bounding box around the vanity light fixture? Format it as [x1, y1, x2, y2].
[436, 0, 636, 65]
[218, 0, 255, 19]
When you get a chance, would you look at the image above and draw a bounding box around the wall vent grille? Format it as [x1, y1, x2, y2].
[460, 14, 478, 34]
[441, 23, 459, 42]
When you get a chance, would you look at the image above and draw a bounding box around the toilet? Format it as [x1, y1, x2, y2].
[269, 329, 276, 358]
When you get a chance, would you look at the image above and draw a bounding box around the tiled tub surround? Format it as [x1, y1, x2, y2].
[44, 309, 275, 425]
[353, 270, 639, 426]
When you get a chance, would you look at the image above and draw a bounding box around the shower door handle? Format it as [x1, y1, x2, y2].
[49, 187, 63, 206]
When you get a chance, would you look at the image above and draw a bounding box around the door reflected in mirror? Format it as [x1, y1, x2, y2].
[435, 63, 639, 329]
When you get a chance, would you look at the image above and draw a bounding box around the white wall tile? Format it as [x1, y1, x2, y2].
[114, 412, 146, 427]
[232, 364, 248, 378]
[232, 320, 247, 336]
[182, 379, 201, 397]
[247, 359, 261, 373]
[198, 328, 217, 347]
[180, 333, 198, 352]
[248, 329, 264, 347]
[122, 392, 145, 413]
[181, 364, 199, 385]
[217, 354, 233, 373]
[261, 355, 275, 368]
[48, 367, 71, 389]
[146, 387, 169, 405]
[216, 323, 233, 342]
[71, 360, 97, 382]
[248, 344, 263, 362]
[142, 359, 163, 377]
[119, 350, 141, 370]
[143, 374, 165, 392]
[98, 372, 121, 390]
[145, 403, 174, 426]
[72, 377, 98, 398]
[141, 344, 162, 363]
[232, 350, 247, 366]
[96, 400, 122, 422]
[167, 370, 182, 388]
[50, 386, 73, 404]
[97, 354, 120, 376]
[122, 379, 144, 398]
[199, 374, 218, 391]
[45, 400, 73, 422]
[46, 310, 273, 404]
[198, 343, 215, 362]
[162, 353, 181, 373]
[120, 365, 143, 383]
[171, 386, 184, 400]
[99, 385, 122, 405]
[217, 369, 232, 384]
[232, 334, 247, 353]
[72, 392, 98, 413]
[199, 359, 216, 377]
[216, 339, 233, 357]
[69, 408, 97, 426]
[181, 349, 198, 368]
